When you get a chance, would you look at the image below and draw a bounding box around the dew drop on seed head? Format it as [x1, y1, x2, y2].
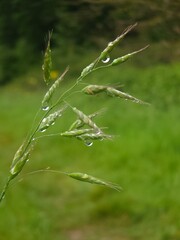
[42, 118, 47, 123]
[102, 56, 110, 63]
[40, 128, 47, 133]
[85, 141, 93, 147]
[42, 106, 49, 111]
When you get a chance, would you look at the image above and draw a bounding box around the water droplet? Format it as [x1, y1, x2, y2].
[85, 141, 93, 147]
[42, 106, 49, 111]
[102, 56, 110, 63]
[42, 118, 47, 123]
[51, 121, 55, 126]
[40, 128, 47, 133]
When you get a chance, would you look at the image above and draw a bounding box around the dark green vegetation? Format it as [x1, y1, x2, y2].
[0, 62, 179, 239]
[0, 0, 179, 84]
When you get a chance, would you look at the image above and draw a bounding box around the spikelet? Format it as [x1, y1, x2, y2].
[60, 128, 93, 137]
[81, 62, 96, 77]
[71, 107, 102, 133]
[106, 87, 148, 104]
[99, 23, 137, 60]
[42, 67, 69, 109]
[82, 85, 107, 95]
[67, 172, 123, 192]
[11, 142, 26, 168]
[39, 106, 67, 132]
[10, 146, 32, 179]
[110, 45, 149, 66]
[77, 132, 112, 141]
[42, 33, 52, 85]
[69, 109, 104, 131]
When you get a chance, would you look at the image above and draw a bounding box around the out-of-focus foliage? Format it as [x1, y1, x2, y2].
[0, 0, 179, 84]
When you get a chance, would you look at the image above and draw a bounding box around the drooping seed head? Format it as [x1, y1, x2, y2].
[67, 172, 122, 192]
[106, 87, 149, 105]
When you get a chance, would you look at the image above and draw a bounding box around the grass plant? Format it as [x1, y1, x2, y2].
[0, 24, 149, 203]
[0, 60, 179, 239]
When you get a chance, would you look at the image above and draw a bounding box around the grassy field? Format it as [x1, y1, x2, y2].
[0, 62, 180, 240]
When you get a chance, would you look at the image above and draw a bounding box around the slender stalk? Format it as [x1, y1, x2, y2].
[0, 24, 149, 203]
[0, 177, 12, 202]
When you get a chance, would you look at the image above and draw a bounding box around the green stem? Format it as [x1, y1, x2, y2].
[0, 176, 12, 203]
[0, 55, 102, 203]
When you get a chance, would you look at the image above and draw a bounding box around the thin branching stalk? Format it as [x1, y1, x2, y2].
[0, 24, 149, 203]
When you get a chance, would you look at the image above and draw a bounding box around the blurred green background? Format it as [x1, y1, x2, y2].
[0, 0, 180, 239]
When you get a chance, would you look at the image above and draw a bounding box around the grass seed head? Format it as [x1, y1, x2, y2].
[99, 23, 137, 60]
[110, 45, 149, 66]
[42, 67, 69, 108]
[82, 85, 107, 95]
[78, 133, 112, 141]
[42, 34, 52, 85]
[106, 87, 148, 104]
[39, 106, 66, 132]
[61, 128, 93, 137]
[72, 107, 102, 133]
[81, 62, 96, 77]
[10, 146, 32, 179]
[67, 172, 122, 192]
[11, 143, 26, 168]
[69, 109, 104, 131]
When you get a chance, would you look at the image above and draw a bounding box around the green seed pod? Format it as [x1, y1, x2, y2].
[82, 85, 107, 95]
[99, 23, 137, 60]
[67, 172, 122, 192]
[42, 35, 52, 85]
[39, 107, 66, 132]
[42, 67, 69, 108]
[78, 133, 112, 141]
[68, 119, 82, 131]
[61, 128, 93, 137]
[69, 109, 104, 131]
[72, 107, 102, 133]
[81, 62, 96, 77]
[106, 87, 148, 104]
[10, 149, 31, 179]
[11, 142, 26, 168]
[110, 45, 149, 67]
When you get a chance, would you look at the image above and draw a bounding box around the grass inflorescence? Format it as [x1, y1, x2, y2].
[0, 24, 149, 203]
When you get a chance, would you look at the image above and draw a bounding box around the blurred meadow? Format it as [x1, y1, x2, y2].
[0, 1, 180, 240]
